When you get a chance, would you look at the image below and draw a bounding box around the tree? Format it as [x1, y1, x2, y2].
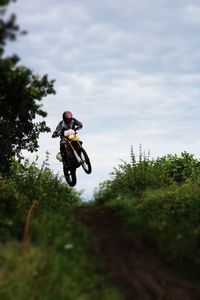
[0, 1, 56, 172]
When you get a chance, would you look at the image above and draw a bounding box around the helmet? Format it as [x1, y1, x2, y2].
[63, 111, 73, 124]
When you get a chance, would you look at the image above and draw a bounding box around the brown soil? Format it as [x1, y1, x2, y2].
[76, 206, 199, 300]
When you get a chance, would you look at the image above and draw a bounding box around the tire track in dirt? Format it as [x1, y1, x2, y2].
[76, 206, 199, 300]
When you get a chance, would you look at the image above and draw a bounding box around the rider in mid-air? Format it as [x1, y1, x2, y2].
[52, 111, 83, 162]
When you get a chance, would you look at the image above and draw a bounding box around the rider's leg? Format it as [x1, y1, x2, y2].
[60, 140, 66, 160]
[60, 140, 71, 166]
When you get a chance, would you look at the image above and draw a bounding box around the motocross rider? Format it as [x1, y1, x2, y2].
[52, 111, 83, 163]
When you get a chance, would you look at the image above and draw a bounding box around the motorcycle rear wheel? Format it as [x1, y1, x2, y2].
[63, 164, 77, 186]
[79, 148, 92, 174]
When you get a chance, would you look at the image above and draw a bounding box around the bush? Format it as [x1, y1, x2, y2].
[106, 182, 200, 276]
[0, 157, 123, 300]
[0, 155, 80, 240]
[94, 148, 200, 204]
[93, 148, 200, 278]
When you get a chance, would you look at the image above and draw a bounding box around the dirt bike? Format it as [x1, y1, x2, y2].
[58, 129, 92, 186]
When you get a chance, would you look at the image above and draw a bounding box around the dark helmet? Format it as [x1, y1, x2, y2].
[63, 111, 73, 124]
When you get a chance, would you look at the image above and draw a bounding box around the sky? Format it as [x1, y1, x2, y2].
[5, 0, 200, 200]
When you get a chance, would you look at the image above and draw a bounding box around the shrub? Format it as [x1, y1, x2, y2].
[94, 148, 200, 204]
[0, 155, 80, 240]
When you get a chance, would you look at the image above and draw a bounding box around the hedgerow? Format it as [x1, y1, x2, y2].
[94, 148, 200, 203]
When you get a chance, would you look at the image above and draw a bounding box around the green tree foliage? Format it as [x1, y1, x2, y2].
[0, 1, 56, 172]
[0, 0, 20, 54]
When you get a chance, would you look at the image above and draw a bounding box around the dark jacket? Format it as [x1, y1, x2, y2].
[53, 118, 83, 137]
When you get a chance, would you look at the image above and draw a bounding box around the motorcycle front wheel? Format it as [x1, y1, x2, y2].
[79, 148, 92, 174]
[63, 164, 77, 186]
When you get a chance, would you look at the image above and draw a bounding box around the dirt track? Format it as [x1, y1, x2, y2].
[76, 206, 199, 300]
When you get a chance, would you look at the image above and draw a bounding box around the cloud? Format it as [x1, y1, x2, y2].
[183, 4, 200, 24]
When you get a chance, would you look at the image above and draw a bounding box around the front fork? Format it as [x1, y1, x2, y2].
[66, 141, 82, 164]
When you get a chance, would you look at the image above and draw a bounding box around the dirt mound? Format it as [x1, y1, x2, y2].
[76, 206, 199, 300]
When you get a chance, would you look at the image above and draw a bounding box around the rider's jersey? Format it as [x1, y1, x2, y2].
[54, 118, 83, 137]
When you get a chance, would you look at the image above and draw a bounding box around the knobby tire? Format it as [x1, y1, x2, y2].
[79, 148, 92, 174]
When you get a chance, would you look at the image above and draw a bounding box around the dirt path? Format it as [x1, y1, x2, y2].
[76, 206, 199, 300]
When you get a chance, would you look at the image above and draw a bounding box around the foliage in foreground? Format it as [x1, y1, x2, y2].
[94, 149, 200, 278]
[0, 156, 80, 240]
[0, 158, 123, 300]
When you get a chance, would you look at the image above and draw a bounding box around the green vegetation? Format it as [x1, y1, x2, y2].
[0, 158, 123, 300]
[1, 1, 199, 297]
[94, 147, 200, 278]
[1, 3, 123, 298]
[0, 1, 55, 173]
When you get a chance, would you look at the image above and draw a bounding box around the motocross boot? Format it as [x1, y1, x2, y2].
[56, 152, 62, 162]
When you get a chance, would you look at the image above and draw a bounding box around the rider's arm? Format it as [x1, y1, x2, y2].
[73, 118, 83, 131]
[52, 120, 63, 137]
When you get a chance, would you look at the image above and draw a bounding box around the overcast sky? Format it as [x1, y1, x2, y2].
[5, 0, 200, 199]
